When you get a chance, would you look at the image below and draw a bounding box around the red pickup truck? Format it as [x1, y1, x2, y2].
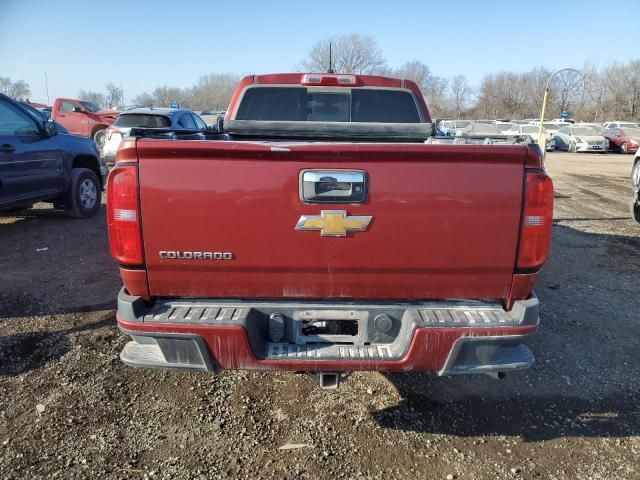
[107, 73, 553, 389]
[50, 98, 118, 149]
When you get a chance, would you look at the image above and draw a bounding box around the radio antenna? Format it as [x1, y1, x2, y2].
[327, 42, 334, 74]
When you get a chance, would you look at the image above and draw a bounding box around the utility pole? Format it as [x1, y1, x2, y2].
[537, 68, 584, 150]
[44, 71, 50, 105]
[328, 42, 334, 74]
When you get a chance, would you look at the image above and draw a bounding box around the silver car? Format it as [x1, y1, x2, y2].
[458, 122, 499, 136]
[503, 124, 555, 151]
[439, 120, 471, 136]
[552, 125, 608, 153]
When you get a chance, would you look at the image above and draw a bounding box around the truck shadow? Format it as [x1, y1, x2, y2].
[0, 313, 114, 376]
[374, 374, 638, 442]
[374, 221, 640, 442]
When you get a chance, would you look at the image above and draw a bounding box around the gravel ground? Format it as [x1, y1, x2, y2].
[0, 152, 639, 479]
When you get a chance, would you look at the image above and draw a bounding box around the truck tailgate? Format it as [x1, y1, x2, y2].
[137, 140, 527, 303]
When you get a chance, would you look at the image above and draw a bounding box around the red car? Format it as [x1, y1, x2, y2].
[50, 98, 118, 149]
[604, 126, 640, 154]
[107, 73, 553, 389]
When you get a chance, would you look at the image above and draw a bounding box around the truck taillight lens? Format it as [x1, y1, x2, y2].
[516, 170, 554, 272]
[107, 165, 143, 265]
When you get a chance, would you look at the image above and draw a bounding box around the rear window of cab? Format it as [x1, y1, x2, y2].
[235, 87, 421, 123]
[114, 114, 171, 128]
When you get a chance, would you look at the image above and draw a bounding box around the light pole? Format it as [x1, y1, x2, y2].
[537, 68, 584, 148]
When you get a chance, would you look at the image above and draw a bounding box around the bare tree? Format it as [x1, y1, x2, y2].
[152, 86, 186, 107]
[189, 73, 240, 111]
[0, 77, 12, 95]
[395, 60, 431, 87]
[521, 67, 551, 118]
[300, 34, 386, 74]
[624, 60, 640, 119]
[580, 63, 607, 122]
[78, 90, 105, 107]
[101, 55, 640, 123]
[550, 69, 583, 115]
[133, 92, 155, 108]
[0, 77, 31, 100]
[394, 61, 448, 115]
[475, 74, 499, 119]
[105, 83, 124, 108]
[449, 75, 472, 118]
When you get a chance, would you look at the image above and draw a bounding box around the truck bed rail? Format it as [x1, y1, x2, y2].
[224, 120, 434, 142]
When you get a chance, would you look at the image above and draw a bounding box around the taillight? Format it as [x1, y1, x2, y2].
[516, 170, 554, 272]
[107, 165, 143, 265]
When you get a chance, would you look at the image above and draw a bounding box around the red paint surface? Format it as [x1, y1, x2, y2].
[50, 98, 116, 137]
[506, 274, 538, 309]
[119, 268, 149, 299]
[118, 315, 536, 372]
[135, 141, 533, 303]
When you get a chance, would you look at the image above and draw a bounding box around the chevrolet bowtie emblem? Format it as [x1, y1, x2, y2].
[295, 210, 373, 237]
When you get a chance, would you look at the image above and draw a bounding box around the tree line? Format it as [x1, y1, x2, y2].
[75, 74, 239, 112]
[4, 33, 640, 122]
[299, 34, 640, 122]
[78, 83, 124, 109]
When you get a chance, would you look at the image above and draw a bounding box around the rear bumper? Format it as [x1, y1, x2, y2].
[102, 139, 121, 166]
[116, 288, 539, 376]
[102, 152, 116, 167]
[576, 142, 607, 152]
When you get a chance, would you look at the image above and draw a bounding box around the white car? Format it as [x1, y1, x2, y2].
[438, 120, 471, 136]
[549, 118, 575, 124]
[457, 122, 500, 136]
[552, 125, 608, 153]
[530, 121, 573, 136]
[603, 121, 640, 130]
[494, 121, 515, 132]
[574, 122, 605, 134]
[503, 124, 555, 151]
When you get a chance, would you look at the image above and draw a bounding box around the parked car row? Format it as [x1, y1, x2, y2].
[3, 101, 217, 213]
[436, 118, 640, 154]
[18, 98, 222, 162]
[0, 93, 107, 218]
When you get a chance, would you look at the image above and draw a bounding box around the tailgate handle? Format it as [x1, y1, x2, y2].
[300, 170, 367, 203]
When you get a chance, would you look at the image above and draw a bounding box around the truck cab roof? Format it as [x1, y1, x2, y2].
[223, 73, 432, 141]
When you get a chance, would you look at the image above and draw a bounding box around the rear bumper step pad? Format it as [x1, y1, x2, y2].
[265, 343, 395, 360]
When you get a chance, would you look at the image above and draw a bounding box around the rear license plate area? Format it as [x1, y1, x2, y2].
[301, 318, 359, 337]
[293, 310, 368, 345]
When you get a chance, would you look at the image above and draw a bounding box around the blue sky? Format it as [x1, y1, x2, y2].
[2, 0, 639, 104]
